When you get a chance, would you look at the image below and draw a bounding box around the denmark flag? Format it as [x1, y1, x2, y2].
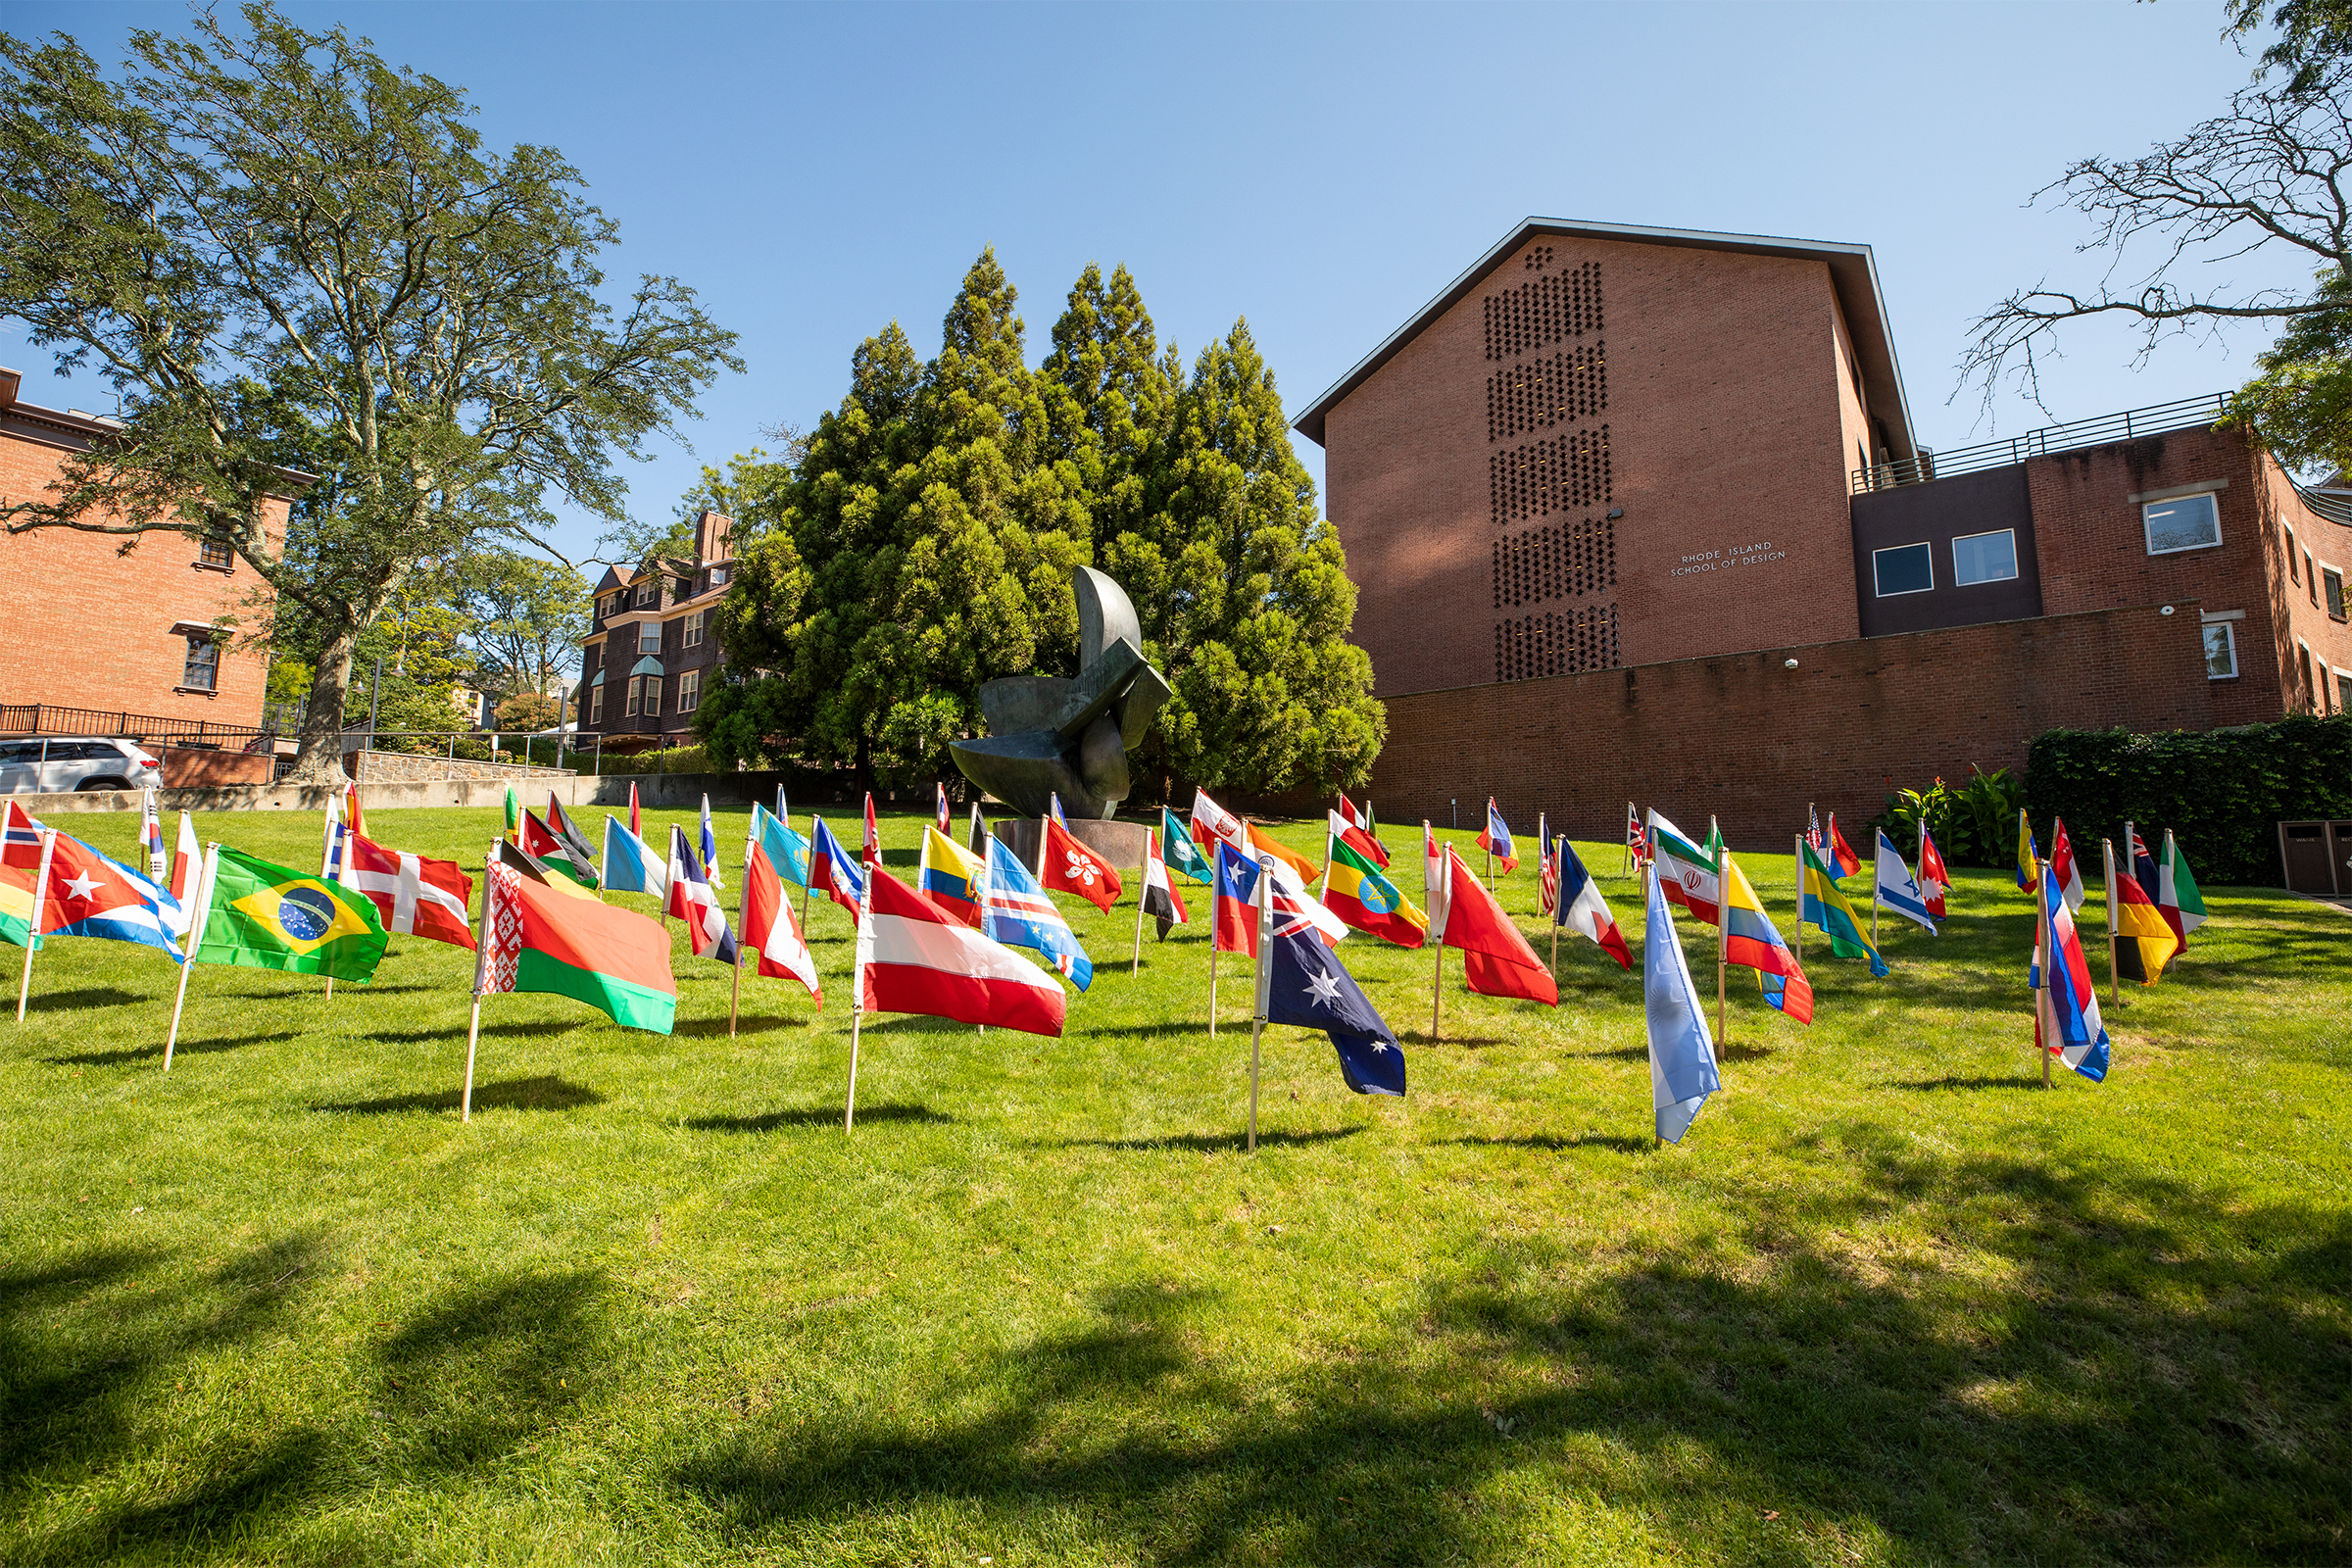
[346, 832, 477, 950]
[858, 864, 1065, 1036]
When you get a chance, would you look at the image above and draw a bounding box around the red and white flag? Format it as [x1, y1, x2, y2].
[1042, 817, 1122, 911]
[665, 825, 738, 961]
[1626, 803, 1648, 864]
[629, 781, 642, 839]
[169, 810, 200, 936]
[1335, 794, 1389, 867]
[1917, 825, 1951, 918]
[2049, 817, 2086, 912]
[742, 849, 820, 1001]
[1538, 814, 1558, 915]
[1142, 828, 1188, 938]
[863, 792, 880, 860]
[857, 864, 1064, 1036]
[935, 782, 951, 834]
[1189, 788, 1248, 858]
[346, 832, 476, 949]
[1422, 820, 1449, 940]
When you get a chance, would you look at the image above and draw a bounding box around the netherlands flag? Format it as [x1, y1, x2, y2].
[857, 863, 1066, 1036]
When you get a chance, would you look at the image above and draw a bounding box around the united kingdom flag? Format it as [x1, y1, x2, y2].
[1626, 803, 1648, 866]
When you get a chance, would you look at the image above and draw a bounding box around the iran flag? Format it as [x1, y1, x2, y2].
[346, 832, 476, 949]
[857, 865, 1065, 1037]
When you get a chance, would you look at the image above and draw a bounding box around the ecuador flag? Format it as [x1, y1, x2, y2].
[919, 825, 986, 929]
[482, 856, 674, 1033]
[196, 846, 389, 982]
[2112, 865, 2180, 985]
[1324, 822, 1428, 949]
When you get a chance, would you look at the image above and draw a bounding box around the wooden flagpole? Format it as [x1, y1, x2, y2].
[800, 815, 818, 937]
[1209, 938, 1220, 1037]
[1247, 855, 1273, 1153]
[728, 833, 752, 1038]
[163, 843, 219, 1071]
[1869, 831, 1882, 947]
[325, 812, 354, 1001]
[461, 842, 499, 1122]
[1715, 844, 1730, 1054]
[1549, 836, 1561, 974]
[16, 827, 57, 1024]
[2103, 838, 2121, 1005]
[2035, 850, 2052, 1090]
[1131, 834, 1148, 977]
[845, 852, 873, 1133]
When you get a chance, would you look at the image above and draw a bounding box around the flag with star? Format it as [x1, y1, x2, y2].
[27, 829, 185, 962]
[194, 846, 389, 982]
[1262, 919, 1405, 1097]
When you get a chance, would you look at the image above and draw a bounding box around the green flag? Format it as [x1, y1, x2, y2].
[505, 785, 520, 842]
[194, 846, 389, 983]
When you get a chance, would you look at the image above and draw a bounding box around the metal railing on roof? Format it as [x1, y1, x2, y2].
[1852, 392, 2235, 494]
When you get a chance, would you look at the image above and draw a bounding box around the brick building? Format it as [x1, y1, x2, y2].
[0, 366, 286, 732]
[576, 509, 734, 748]
[1295, 219, 2352, 845]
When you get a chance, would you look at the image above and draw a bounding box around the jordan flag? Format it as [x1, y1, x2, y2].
[1042, 817, 1122, 911]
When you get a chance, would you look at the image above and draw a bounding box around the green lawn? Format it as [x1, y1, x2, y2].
[2, 805, 2345, 1566]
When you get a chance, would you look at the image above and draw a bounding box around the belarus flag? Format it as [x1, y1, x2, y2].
[858, 865, 1065, 1036]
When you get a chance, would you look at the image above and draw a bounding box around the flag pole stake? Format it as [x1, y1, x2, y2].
[1247, 855, 1274, 1153]
[1430, 943, 1444, 1045]
[1247, 1011, 1264, 1153]
[16, 828, 59, 1024]
[462, 842, 498, 1122]
[1791, 835, 1805, 968]
[2036, 850, 2052, 1090]
[164, 842, 220, 1070]
[1869, 834, 1881, 947]
[728, 837, 751, 1038]
[1131, 846, 1147, 977]
[845, 862, 872, 1133]
[1208, 941, 1219, 1036]
[1715, 845, 1730, 1054]
[2103, 838, 2121, 1006]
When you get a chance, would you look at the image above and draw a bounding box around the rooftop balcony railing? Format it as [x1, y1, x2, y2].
[1852, 393, 2237, 494]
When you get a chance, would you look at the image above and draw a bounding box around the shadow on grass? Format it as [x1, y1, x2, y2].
[1892, 1073, 2048, 1093]
[365, 1020, 584, 1046]
[673, 1013, 819, 1039]
[1437, 1133, 1653, 1154]
[676, 1142, 2352, 1565]
[24, 987, 146, 1014]
[311, 1075, 602, 1115]
[46, 1029, 296, 1068]
[1041, 1127, 1365, 1153]
[687, 1103, 953, 1133]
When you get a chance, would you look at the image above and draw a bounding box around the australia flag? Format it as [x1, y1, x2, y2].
[1264, 924, 1406, 1098]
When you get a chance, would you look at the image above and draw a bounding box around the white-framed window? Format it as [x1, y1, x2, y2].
[589, 683, 604, 724]
[638, 620, 662, 656]
[1872, 541, 1935, 597]
[710, 564, 729, 587]
[195, 539, 233, 572]
[678, 668, 701, 712]
[2144, 493, 2221, 555]
[682, 611, 704, 648]
[2286, 527, 2300, 582]
[624, 677, 641, 717]
[634, 580, 654, 607]
[2337, 668, 2352, 713]
[643, 675, 662, 716]
[1951, 528, 2019, 587]
[2201, 620, 2238, 679]
[179, 634, 220, 692]
[2325, 565, 2347, 622]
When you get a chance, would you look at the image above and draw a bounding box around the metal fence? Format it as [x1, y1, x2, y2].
[0, 702, 276, 748]
[1851, 393, 2236, 493]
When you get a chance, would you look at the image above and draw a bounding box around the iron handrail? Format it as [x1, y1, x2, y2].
[1852, 392, 2235, 493]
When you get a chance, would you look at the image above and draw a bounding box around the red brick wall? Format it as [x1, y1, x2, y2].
[1367, 602, 2214, 853]
[2250, 453, 2352, 715]
[160, 747, 274, 788]
[1322, 236, 1867, 701]
[0, 427, 283, 727]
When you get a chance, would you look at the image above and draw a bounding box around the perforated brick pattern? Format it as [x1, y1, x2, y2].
[1494, 603, 1620, 682]
[1490, 426, 1612, 524]
[1482, 262, 1602, 362]
[1492, 517, 1617, 609]
[1487, 344, 1606, 442]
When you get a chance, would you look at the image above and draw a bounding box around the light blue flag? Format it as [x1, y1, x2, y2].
[1643, 865, 1721, 1145]
[982, 836, 1093, 990]
[1873, 829, 1938, 935]
[750, 802, 810, 887]
[602, 814, 671, 902]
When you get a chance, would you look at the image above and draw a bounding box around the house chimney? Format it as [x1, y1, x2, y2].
[698, 509, 734, 563]
[0, 367, 21, 409]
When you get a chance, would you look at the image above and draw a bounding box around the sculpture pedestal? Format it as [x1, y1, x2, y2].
[994, 816, 1151, 876]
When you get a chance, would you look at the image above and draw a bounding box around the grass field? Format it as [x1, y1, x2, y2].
[1, 803, 2345, 1566]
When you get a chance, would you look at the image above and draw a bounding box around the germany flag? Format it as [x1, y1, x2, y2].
[2113, 868, 2180, 985]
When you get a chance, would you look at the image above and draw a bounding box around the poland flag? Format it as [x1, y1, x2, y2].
[857, 864, 1065, 1037]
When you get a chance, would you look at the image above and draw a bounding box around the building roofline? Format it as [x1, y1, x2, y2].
[1290, 217, 1917, 461]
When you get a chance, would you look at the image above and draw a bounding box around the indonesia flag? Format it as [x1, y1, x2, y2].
[857, 864, 1065, 1036]
[1917, 825, 1952, 918]
[1190, 788, 1248, 858]
[742, 849, 820, 1001]
[2049, 817, 2086, 912]
[345, 832, 477, 949]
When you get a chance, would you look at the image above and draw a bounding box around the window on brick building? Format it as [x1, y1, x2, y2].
[2307, 552, 2319, 605]
[2286, 528, 2300, 581]
[682, 611, 704, 648]
[2143, 493, 2221, 555]
[624, 677, 641, 718]
[678, 668, 701, 712]
[2201, 620, 2238, 680]
[589, 681, 604, 724]
[2339, 670, 2352, 712]
[195, 539, 233, 571]
[643, 675, 662, 716]
[1872, 541, 1934, 597]
[2296, 644, 2316, 711]
[638, 620, 662, 656]
[2325, 566, 2346, 621]
[179, 634, 219, 693]
[635, 579, 654, 608]
[1951, 528, 2019, 587]
[710, 564, 728, 587]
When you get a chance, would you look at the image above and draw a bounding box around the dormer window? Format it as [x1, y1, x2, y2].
[635, 580, 654, 608]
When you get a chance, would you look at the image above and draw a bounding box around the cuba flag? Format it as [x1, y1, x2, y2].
[1643, 864, 1721, 1144]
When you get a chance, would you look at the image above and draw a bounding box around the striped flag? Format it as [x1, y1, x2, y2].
[141, 788, 167, 882]
[1627, 803, 1648, 865]
[1537, 813, 1558, 914]
[665, 825, 738, 964]
[858, 862, 1067, 1034]
[741, 849, 820, 1001]
[983, 836, 1092, 987]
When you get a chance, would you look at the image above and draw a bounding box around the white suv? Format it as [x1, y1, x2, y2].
[0, 737, 164, 794]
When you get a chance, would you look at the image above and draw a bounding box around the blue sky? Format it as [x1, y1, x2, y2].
[2, 1, 2305, 564]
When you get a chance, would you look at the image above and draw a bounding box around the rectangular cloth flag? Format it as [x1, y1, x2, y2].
[168, 810, 200, 937]
[1213, 841, 1263, 956]
[1538, 815, 1557, 914]
[2160, 831, 2207, 947]
[864, 793, 880, 859]
[28, 831, 184, 961]
[1555, 838, 1633, 968]
[504, 785, 519, 845]
[481, 853, 674, 1033]
[1917, 824, 1952, 918]
[1643, 863, 1721, 1145]
[602, 814, 672, 903]
[936, 782, 951, 834]
[2126, 823, 2159, 904]
[1323, 813, 1427, 949]
[858, 863, 1067, 1035]
[345, 832, 475, 949]
[740, 848, 820, 1000]
[1142, 828, 1189, 939]
[919, 824, 987, 928]
[1263, 916, 1406, 1097]
[1628, 803, 1648, 865]
[1335, 794, 1389, 867]
[3, 799, 42, 865]
[2016, 808, 2039, 892]
[1825, 813, 1862, 880]
[1722, 853, 1812, 1022]
[1422, 821, 1449, 940]
[1245, 820, 1320, 887]
[141, 788, 167, 882]
[1645, 809, 1721, 925]
[2049, 817, 2086, 912]
[666, 826, 739, 965]
[982, 836, 1092, 988]
[2034, 859, 2109, 1081]
[629, 780, 641, 839]
[1043, 816, 1122, 911]
[521, 809, 597, 888]
[699, 794, 723, 891]
[1190, 788, 1248, 857]
[548, 797, 603, 888]
[2112, 862, 2180, 985]
[195, 846, 387, 982]
[345, 782, 366, 843]
[1873, 829, 1939, 934]
[749, 802, 809, 887]
[1478, 799, 1519, 873]
[808, 815, 866, 913]
[1441, 845, 1558, 1004]
[0, 862, 37, 950]
[1800, 839, 1888, 976]
[320, 785, 347, 879]
[1161, 806, 1214, 884]
[501, 840, 599, 902]
[1049, 792, 1066, 826]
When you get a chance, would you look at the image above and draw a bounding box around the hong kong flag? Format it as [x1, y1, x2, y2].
[1042, 817, 1122, 911]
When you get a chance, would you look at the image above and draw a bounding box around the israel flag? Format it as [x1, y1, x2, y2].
[982, 836, 1092, 990]
[1873, 830, 1938, 935]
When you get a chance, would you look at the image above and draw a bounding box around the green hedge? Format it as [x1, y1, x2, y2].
[2024, 714, 2352, 886]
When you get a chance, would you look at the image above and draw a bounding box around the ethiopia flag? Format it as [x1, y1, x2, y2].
[1324, 815, 1427, 949]
[481, 855, 675, 1033]
[196, 847, 389, 982]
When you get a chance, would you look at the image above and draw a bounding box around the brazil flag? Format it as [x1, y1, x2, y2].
[196, 846, 389, 982]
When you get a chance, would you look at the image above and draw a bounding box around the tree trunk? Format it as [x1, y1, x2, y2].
[286, 628, 360, 784]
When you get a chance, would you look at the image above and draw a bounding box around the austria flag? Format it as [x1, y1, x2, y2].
[858, 865, 1065, 1036]
[345, 832, 476, 949]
